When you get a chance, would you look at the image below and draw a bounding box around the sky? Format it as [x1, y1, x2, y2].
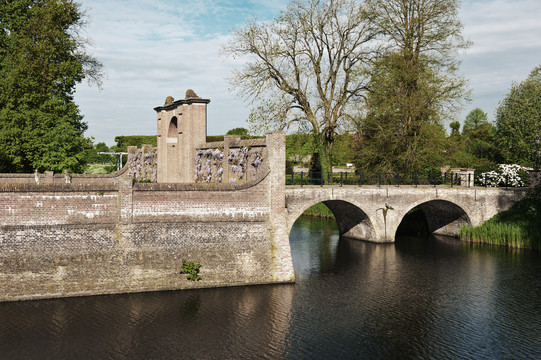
[74, 0, 541, 146]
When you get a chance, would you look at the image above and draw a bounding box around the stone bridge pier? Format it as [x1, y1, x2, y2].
[285, 186, 527, 243]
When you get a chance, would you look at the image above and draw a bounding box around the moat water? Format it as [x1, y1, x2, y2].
[1, 216, 540, 359]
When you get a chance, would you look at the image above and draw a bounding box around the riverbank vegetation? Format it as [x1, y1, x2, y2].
[460, 186, 541, 251]
[302, 203, 335, 219]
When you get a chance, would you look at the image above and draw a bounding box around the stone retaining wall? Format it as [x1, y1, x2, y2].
[0, 132, 294, 302]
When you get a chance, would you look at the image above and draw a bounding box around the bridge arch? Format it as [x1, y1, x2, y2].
[286, 186, 526, 243]
[395, 199, 472, 238]
[288, 199, 376, 241]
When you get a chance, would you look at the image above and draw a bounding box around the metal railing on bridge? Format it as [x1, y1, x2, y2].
[285, 171, 525, 188]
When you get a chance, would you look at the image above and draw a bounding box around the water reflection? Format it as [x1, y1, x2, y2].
[0, 284, 295, 359]
[0, 216, 540, 359]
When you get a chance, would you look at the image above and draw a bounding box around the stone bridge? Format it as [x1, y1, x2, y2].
[285, 186, 527, 242]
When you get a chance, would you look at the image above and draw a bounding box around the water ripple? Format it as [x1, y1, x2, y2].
[1, 221, 540, 359]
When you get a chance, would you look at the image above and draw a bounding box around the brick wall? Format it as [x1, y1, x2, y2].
[0, 133, 294, 302]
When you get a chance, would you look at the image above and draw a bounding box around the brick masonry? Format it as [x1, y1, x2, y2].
[0, 132, 295, 302]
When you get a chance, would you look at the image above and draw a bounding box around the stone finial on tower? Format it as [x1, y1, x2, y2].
[185, 89, 199, 99]
[164, 96, 174, 106]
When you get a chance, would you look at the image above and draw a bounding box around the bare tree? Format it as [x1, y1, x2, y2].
[222, 0, 379, 173]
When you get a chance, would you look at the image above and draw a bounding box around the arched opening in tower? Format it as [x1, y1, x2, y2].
[168, 117, 178, 139]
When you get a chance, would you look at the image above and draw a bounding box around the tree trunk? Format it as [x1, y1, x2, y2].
[314, 131, 333, 176]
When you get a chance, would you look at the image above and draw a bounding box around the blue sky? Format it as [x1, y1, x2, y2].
[75, 0, 541, 145]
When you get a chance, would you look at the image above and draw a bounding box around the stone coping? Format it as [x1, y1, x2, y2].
[0, 183, 118, 193]
[197, 138, 266, 149]
[133, 167, 270, 191]
[0, 163, 129, 181]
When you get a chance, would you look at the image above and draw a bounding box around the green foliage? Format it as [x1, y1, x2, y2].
[114, 135, 157, 152]
[355, 50, 460, 172]
[0, 0, 103, 173]
[285, 160, 293, 173]
[449, 121, 461, 136]
[85, 163, 116, 174]
[463, 108, 488, 134]
[467, 123, 502, 165]
[495, 65, 541, 167]
[331, 134, 355, 166]
[226, 127, 249, 135]
[444, 119, 500, 171]
[460, 185, 541, 250]
[461, 221, 539, 250]
[302, 203, 334, 218]
[206, 135, 225, 142]
[355, 0, 469, 173]
[86, 141, 114, 164]
[286, 133, 354, 167]
[286, 134, 316, 165]
[179, 259, 202, 281]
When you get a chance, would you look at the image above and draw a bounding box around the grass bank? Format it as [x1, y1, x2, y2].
[302, 203, 335, 219]
[460, 186, 541, 251]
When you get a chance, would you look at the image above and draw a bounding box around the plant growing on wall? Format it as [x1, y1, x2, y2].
[194, 146, 264, 183]
[127, 149, 157, 182]
[227, 146, 264, 183]
[195, 148, 224, 183]
[179, 259, 202, 281]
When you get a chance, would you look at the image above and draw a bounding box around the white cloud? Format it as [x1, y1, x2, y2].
[76, 0, 277, 145]
[456, 0, 541, 124]
[76, 0, 541, 143]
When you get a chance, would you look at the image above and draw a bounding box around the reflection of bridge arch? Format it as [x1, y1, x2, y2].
[285, 186, 526, 243]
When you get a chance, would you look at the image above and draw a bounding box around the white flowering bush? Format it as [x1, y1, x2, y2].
[477, 164, 529, 187]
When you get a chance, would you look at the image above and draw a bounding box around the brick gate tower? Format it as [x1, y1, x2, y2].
[154, 90, 210, 183]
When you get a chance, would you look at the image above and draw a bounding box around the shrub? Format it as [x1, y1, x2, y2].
[476, 164, 529, 187]
[179, 259, 202, 281]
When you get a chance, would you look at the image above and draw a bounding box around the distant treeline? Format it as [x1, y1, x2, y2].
[113, 135, 263, 152]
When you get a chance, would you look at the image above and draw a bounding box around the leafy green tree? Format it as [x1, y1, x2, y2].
[449, 121, 461, 137]
[225, 127, 249, 136]
[114, 135, 157, 152]
[286, 134, 315, 165]
[223, 0, 378, 173]
[0, 0, 102, 173]
[463, 108, 488, 134]
[355, 0, 470, 172]
[356, 53, 455, 172]
[86, 141, 114, 164]
[496, 65, 541, 166]
[331, 133, 355, 166]
[444, 108, 499, 171]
